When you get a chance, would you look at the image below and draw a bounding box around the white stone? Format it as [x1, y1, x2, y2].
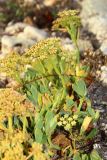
[100, 40, 107, 55]
[78, 39, 93, 52]
[5, 23, 27, 35]
[61, 38, 74, 51]
[1, 35, 35, 56]
[44, 0, 56, 6]
[101, 66, 107, 72]
[100, 70, 107, 84]
[24, 26, 48, 41]
[1, 23, 48, 56]
[80, 0, 107, 42]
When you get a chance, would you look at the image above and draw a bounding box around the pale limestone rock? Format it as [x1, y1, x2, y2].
[100, 40, 107, 55]
[24, 26, 48, 41]
[100, 66, 107, 84]
[80, 0, 107, 44]
[5, 23, 27, 35]
[1, 23, 48, 56]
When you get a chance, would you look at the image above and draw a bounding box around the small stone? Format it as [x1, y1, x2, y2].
[24, 26, 48, 41]
[78, 39, 93, 52]
[44, 0, 57, 6]
[93, 143, 101, 149]
[100, 40, 107, 55]
[61, 38, 74, 51]
[5, 22, 27, 35]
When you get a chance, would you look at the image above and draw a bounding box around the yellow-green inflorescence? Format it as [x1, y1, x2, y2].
[24, 37, 62, 60]
[57, 114, 78, 131]
[0, 130, 29, 160]
[52, 10, 81, 31]
[0, 88, 35, 121]
[0, 129, 48, 160]
[0, 38, 71, 80]
[0, 52, 29, 79]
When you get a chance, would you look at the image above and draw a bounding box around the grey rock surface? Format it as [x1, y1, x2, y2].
[80, 0, 107, 53]
[88, 81, 107, 160]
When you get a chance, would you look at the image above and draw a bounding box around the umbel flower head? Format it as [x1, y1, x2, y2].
[52, 10, 81, 31]
[0, 38, 72, 80]
[24, 37, 62, 61]
[0, 88, 35, 121]
[0, 129, 48, 160]
[24, 37, 74, 64]
[0, 129, 29, 160]
[0, 52, 29, 79]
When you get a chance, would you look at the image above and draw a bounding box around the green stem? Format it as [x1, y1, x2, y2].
[67, 26, 80, 64]
[78, 98, 84, 111]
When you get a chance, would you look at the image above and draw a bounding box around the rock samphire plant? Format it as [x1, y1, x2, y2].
[0, 10, 102, 160]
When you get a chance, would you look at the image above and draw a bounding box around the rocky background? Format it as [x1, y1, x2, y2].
[0, 0, 107, 159]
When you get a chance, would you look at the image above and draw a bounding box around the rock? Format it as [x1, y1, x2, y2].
[80, 0, 107, 43]
[61, 38, 93, 54]
[61, 38, 74, 51]
[100, 40, 107, 55]
[44, 0, 57, 6]
[5, 22, 27, 35]
[24, 26, 48, 41]
[1, 35, 35, 57]
[78, 39, 93, 52]
[1, 23, 48, 56]
[100, 66, 107, 84]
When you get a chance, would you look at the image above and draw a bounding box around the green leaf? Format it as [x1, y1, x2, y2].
[87, 106, 95, 118]
[94, 110, 100, 120]
[34, 60, 46, 74]
[69, 24, 78, 44]
[39, 84, 48, 94]
[34, 128, 43, 143]
[27, 90, 36, 105]
[73, 80, 87, 97]
[52, 90, 63, 109]
[45, 110, 57, 136]
[30, 84, 38, 105]
[66, 97, 74, 108]
[86, 128, 98, 139]
[44, 58, 53, 74]
[59, 59, 66, 74]
[90, 150, 102, 160]
[36, 114, 43, 129]
[73, 152, 81, 160]
[81, 154, 89, 160]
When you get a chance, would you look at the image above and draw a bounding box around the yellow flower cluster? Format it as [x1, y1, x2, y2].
[57, 114, 78, 131]
[24, 37, 62, 61]
[0, 38, 71, 79]
[0, 52, 29, 79]
[52, 10, 81, 30]
[0, 129, 49, 160]
[0, 130, 29, 160]
[32, 142, 49, 160]
[0, 88, 35, 121]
